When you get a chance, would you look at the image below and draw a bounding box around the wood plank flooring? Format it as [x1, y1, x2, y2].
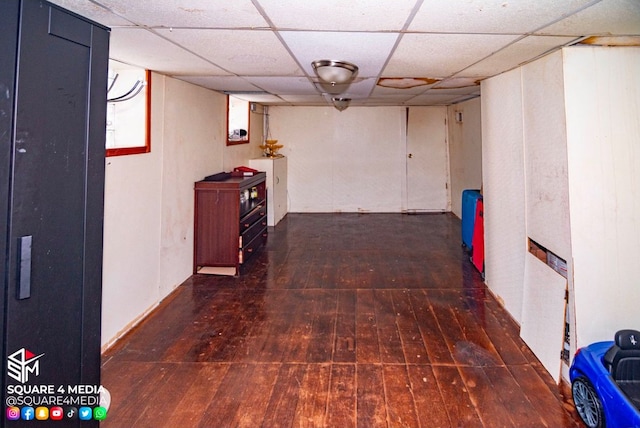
[101, 213, 582, 428]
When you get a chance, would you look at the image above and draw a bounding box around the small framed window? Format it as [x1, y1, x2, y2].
[226, 95, 250, 146]
[106, 60, 150, 156]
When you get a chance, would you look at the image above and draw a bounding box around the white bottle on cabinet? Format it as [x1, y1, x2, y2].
[249, 156, 288, 226]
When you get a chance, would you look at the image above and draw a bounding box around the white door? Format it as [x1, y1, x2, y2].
[406, 107, 449, 212]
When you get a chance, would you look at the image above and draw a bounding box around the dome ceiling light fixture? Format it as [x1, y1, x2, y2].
[312, 60, 358, 86]
[332, 97, 351, 112]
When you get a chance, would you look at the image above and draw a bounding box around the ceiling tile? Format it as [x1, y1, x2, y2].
[426, 86, 481, 96]
[92, 0, 268, 28]
[385, 33, 520, 78]
[279, 94, 329, 104]
[371, 84, 435, 97]
[231, 94, 283, 103]
[405, 93, 471, 105]
[433, 77, 481, 89]
[48, 0, 640, 107]
[49, 0, 134, 26]
[536, 0, 640, 36]
[361, 94, 420, 104]
[460, 35, 579, 77]
[157, 29, 302, 76]
[339, 83, 378, 99]
[175, 76, 262, 92]
[409, 0, 594, 33]
[110, 29, 229, 75]
[449, 94, 482, 104]
[257, 0, 420, 31]
[376, 77, 440, 90]
[244, 77, 317, 94]
[279, 31, 400, 78]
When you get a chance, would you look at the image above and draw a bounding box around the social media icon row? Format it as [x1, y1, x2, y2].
[6, 406, 107, 421]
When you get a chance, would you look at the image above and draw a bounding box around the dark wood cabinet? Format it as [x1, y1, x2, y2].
[0, 1, 109, 426]
[194, 173, 267, 275]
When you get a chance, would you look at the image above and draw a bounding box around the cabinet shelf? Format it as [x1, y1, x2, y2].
[240, 197, 266, 218]
[194, 172, 267, 276]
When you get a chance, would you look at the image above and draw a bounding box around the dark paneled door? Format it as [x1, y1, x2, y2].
[1, 1, 109, 426]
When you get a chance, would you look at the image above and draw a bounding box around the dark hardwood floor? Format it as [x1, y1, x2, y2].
[101, 213, 582, 428]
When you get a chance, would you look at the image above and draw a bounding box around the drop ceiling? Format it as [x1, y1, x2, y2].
[50, 0, 640, 107]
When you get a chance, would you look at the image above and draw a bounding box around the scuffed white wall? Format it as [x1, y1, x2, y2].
[102, 131, 163, 348]
[481, 68, 527, 323]
[482, 46, 640, 378]
[157, 76, 226, 297]
[448, 98, 482, 218]
[522, 52, 571, 260]
[269, 106, 406, 212]
[563, 46, 640, 348]
[268, 106, 451, 213]
[519, 52, 572, 380]
[482, 52, 571, 380]
[102, 73, 227, 348]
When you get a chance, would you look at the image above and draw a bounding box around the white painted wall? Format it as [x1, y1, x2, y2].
[448, 98, 483, 218]
[522, 52, 571, 260]
[269, 106, 406, 212]
[156, 77, 228, 297]
[519, 51, 572, 380]
[563, 46, 640, 348]
[269, 106, 454, 213]
[101, 74, 229, 348]
[102, 130, 163, 348]
[483, 46, 640, 379]
[481, 68, 527, 323]
[482, 52, 571, 379]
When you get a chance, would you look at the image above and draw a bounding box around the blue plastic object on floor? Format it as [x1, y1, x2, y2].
[461, 189, 481, 250]
[570, 329, 640, 428]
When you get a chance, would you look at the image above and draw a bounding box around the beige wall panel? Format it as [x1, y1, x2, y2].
[520, 253, 567, 383]
[159, 77, 226, 296]
[522, 51, 572, 260]
[270, 106, 406, 212]
[481, 68, 527, 323]
[563, 46, 640, 347]
[102, 74, 226, 347]
[448, 98, 483, 218]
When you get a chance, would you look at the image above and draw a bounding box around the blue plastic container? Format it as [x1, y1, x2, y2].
[461, 189, 481, 249]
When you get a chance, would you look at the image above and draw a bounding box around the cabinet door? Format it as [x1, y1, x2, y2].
[273, 157, 288, 225]
[195, 189, 240, 266]
[2, 0, 108, 414]
[0, 0, 20, 389]
[250, 158, 276, 226]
